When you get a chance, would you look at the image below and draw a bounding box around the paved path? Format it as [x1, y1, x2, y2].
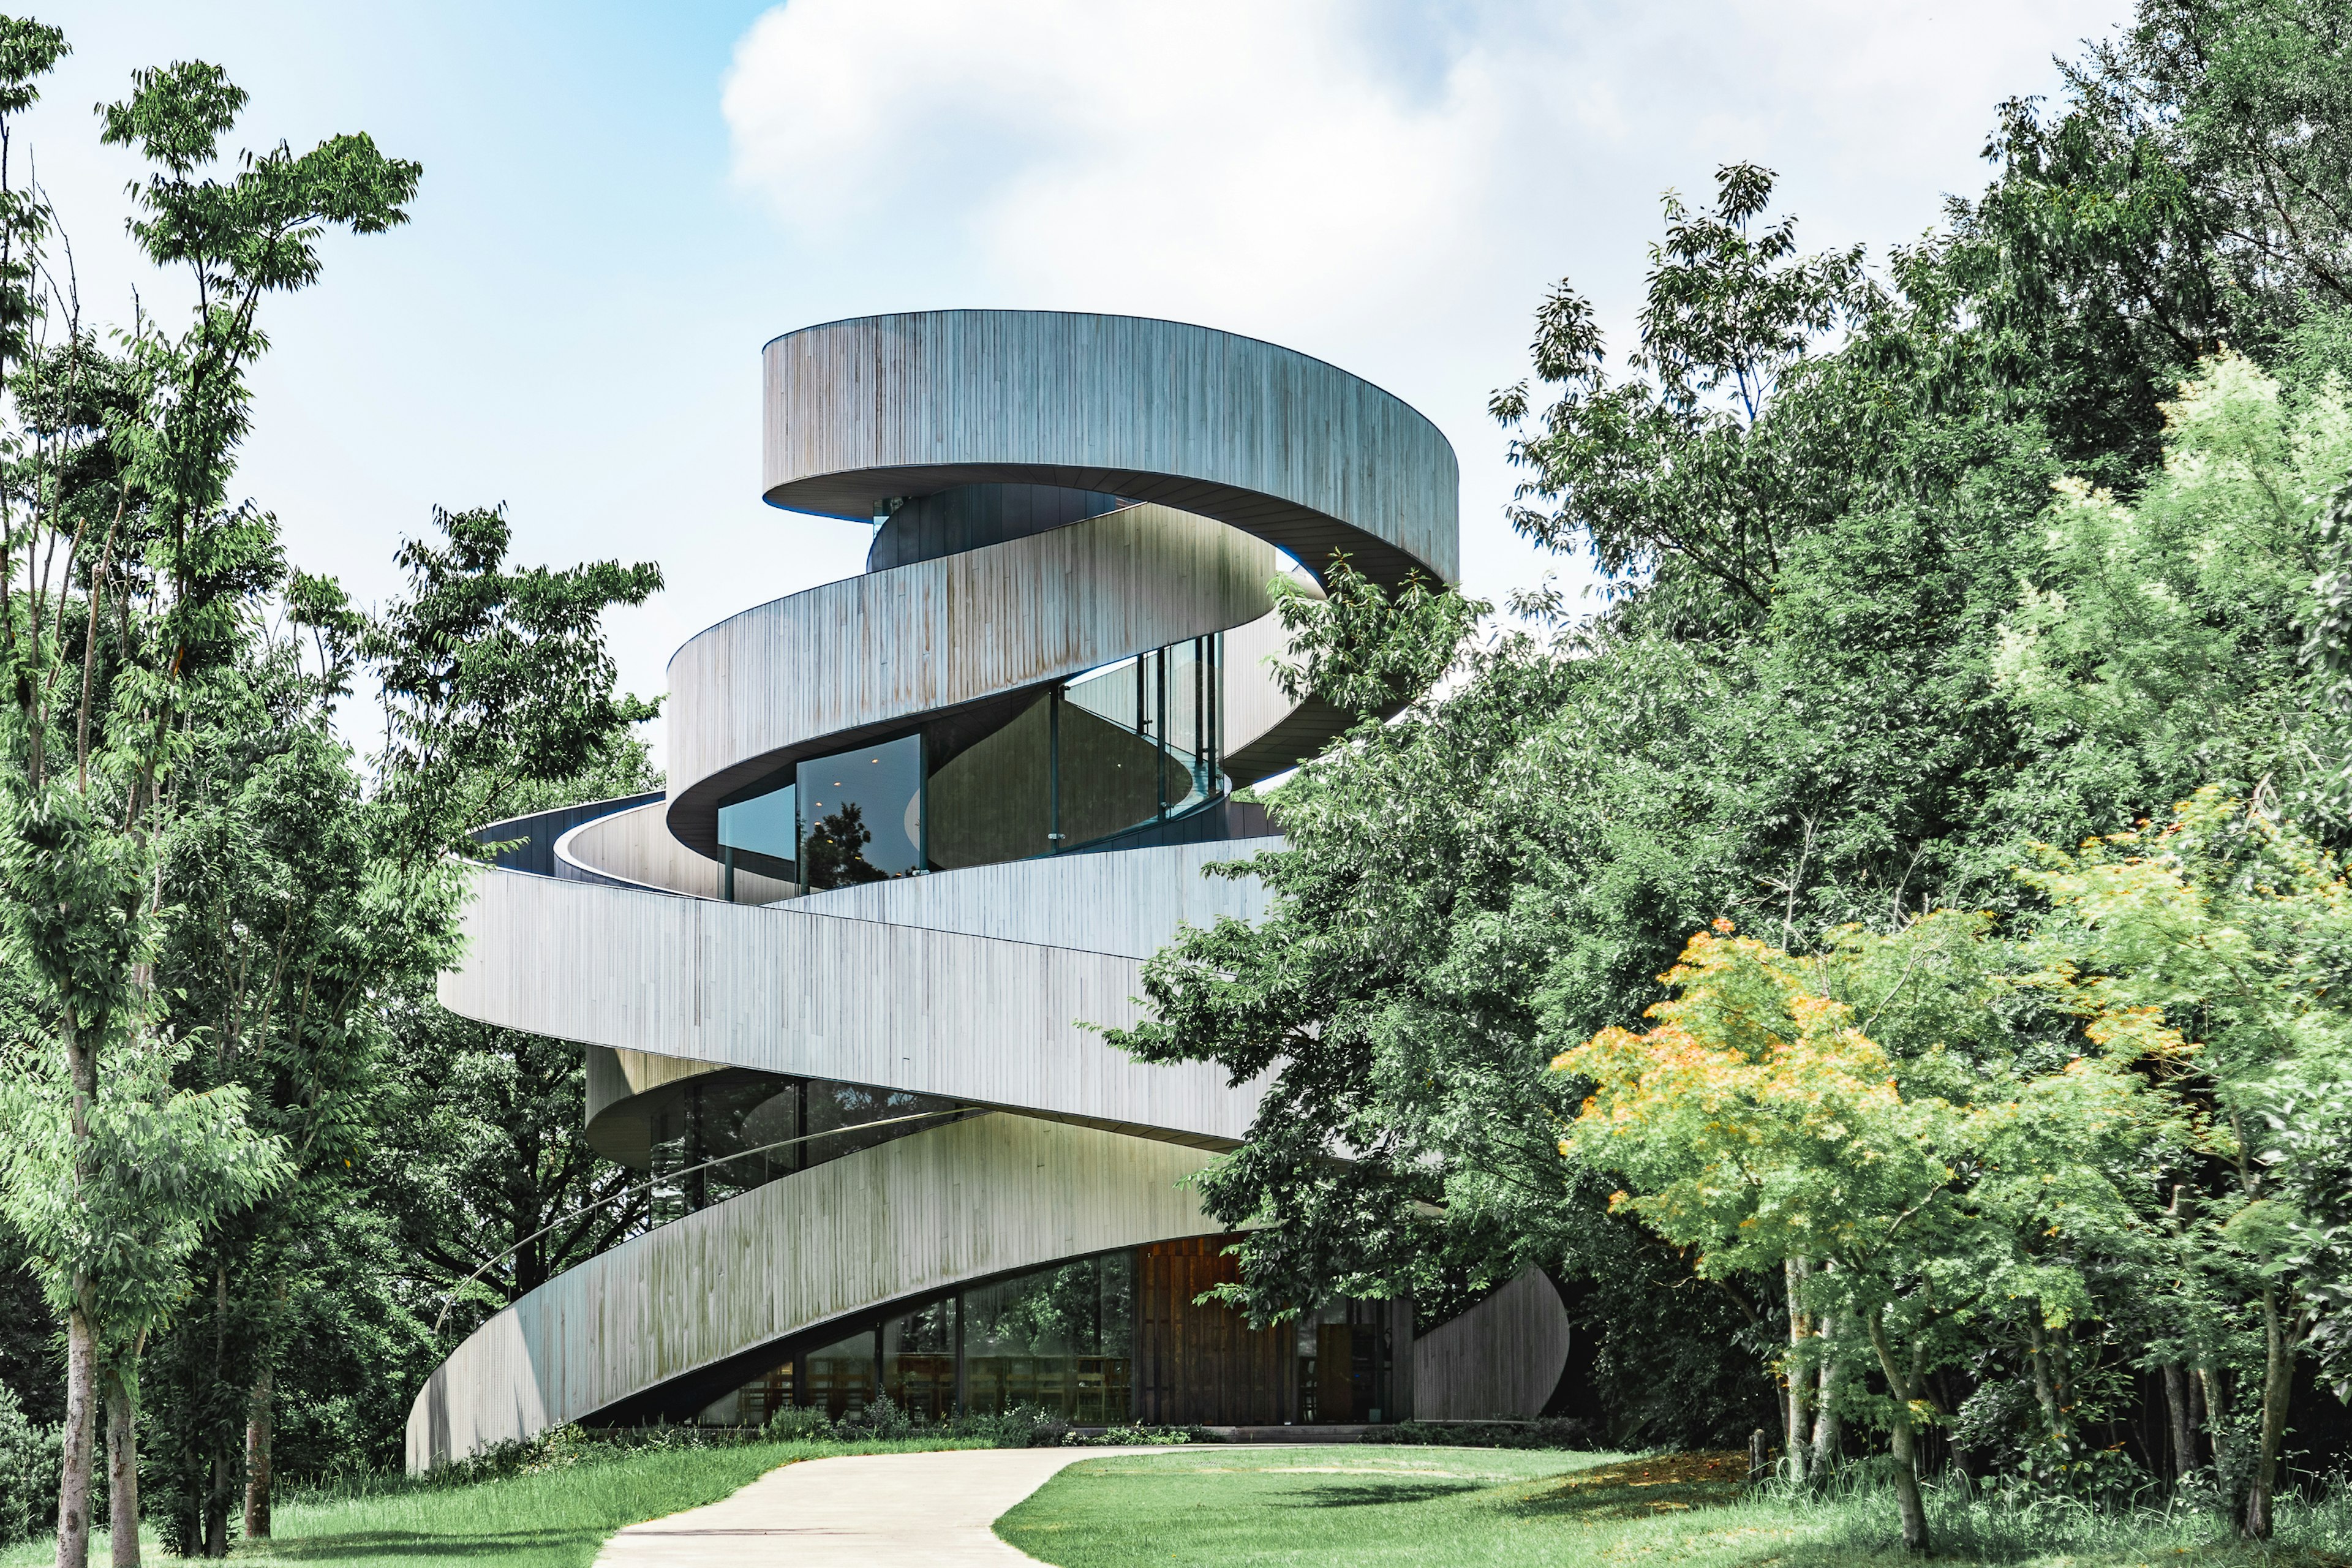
[594, 1446, 1161, 1566]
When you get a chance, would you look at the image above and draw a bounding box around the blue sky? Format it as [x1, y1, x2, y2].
[39, 0, 2128, 767]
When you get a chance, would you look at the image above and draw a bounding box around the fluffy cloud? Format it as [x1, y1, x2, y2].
[721, 0, 2132, 597]
[720, 0, 1532, 334]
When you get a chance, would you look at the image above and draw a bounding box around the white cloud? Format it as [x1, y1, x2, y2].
[722, 0, 2130, 608]
[721, 0, 1513, 333]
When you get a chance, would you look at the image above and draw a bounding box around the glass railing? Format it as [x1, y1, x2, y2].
[608, 1069, 977, 1227]
[709, 632, 1229, 893]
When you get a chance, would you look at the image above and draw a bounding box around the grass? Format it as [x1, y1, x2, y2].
[0, 1436, 993, 1568]
[996, 1447, 2352, 1566]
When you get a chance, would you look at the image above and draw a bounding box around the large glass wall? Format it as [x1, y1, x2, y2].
[800, 1325, 878, 1420]
[706, 635, 1224, 889]
[1293, 1298, 1396, 1424]
[701, 1244, 1398, 1430]
[881, 1297, 960, 1421]
[963, 1254, 1133, 1423]
[716, 782, 797, 886]
[798, 733, 924, 889]
[925, 635, 1223, 869]
[631, 1071, 970, 1226]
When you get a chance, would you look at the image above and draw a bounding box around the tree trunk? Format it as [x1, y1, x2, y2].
[1809, 1311, 1842, 1483]
[2026, 1313, 2062, 1438]
[59, 1003, 97, 1568]
[203, 1441, 227, 1560]
[203, 1266, 230, 1558]
[1782, 1259, 1812, 1484]
[2243, 1285, 2295, 1541]
[104, 1365, 138, 1568]
[2162, 1360, 2196, 1485]
[1864, 1308, 1931, 1554]
[2198, 1352, 2234, 1509]
[58, 1295, 96, 1568]
[243, 1367, 272, 1541]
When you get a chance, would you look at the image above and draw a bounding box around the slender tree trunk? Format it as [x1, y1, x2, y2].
[59, 998, 99, 1568]
[1864, 1308, 1931, 1554]
[243, 1367, 272, 1541]
[1809, 1312, 1842, 1483]
[2162, 1360, 2196, 1485]
[203, 1269, 228, 1559]
[2198, 1352, 2234, 1507]
[2026, 1314, 2064, 1438]
[104, 1366, 138, 1568]
[58, 1295, 96, 1568]
[2243, 1286, 2295, 1542]
[1782, 1259, 1812, 1484]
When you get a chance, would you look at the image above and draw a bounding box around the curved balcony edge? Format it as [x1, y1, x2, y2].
[436, 862, 1263, 1147]
[760, 311, 1460, 589]
[664, 502, 1281, 856]
[405, 1114, 1222, 1470]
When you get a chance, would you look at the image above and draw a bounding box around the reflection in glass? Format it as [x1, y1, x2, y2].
[800, 1326, 876, 1420]
[1292, 1299, 1391, 1424]
[798, 734, 924, 889]
[881, 1297, 959, 1420]
[963, 1254, 1134, 1423]
[924, 634, 1224, 870]
[631, 1071, 968, 1226]
[710, 780, 794, 888]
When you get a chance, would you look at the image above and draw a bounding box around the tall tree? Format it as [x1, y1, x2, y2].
[360, 505, 662, 1341]
[0, 31, 417, 1566]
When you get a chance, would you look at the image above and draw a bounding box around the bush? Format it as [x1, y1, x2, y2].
[761, 1406, 834, 1442]
[0, 1382, 59, 1545]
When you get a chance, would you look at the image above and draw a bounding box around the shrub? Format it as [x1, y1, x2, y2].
[761, 1406, 834, 1441]
[0, 1382, 59, 1546]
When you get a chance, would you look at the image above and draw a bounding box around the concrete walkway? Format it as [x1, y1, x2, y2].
[594, 1446, 1163, 1566]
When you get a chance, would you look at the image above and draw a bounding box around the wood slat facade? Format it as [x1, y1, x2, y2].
[1134, 1236, 1293, 1426]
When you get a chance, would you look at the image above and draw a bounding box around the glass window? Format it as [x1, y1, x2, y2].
[963, 1254, 1133, 1423]
[717, 780, 797, 873]
[798, 734, 924, 888]
[881, 1297, 959, 1422]
[799, 1325, 876, 1420]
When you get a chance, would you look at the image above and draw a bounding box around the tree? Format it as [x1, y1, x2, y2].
[1557, 916, 2168, 1551]
[360, 505, 662, 1343]
[0, 32, 416, 1566]
[2019, 791, 2352, 1539]
[1490, 162, 1877, 626]
[140, 614, 452, 1554]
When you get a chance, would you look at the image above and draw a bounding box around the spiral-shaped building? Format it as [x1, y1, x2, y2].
[405, 311, 1572, 1469]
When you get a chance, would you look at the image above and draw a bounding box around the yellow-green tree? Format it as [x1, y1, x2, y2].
[1556, 916, 2168, 1553]
[2019, 791, 2352, 1540]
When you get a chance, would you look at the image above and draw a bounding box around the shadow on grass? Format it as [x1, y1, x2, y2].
[257, 1529, 594, 1559]
[1286, 1480, 1491, 1509]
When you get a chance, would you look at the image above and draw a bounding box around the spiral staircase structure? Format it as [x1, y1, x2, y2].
[405, 311, 1567, 1471]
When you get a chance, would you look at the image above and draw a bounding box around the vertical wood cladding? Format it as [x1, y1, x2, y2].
[760, 310, 1460, 588]
[1410, 1266, 1574, 1421]
[1134, 1236, 1291, 1425]
[663, 502, 1278, 858]
[407, 1116, 1223, 1471]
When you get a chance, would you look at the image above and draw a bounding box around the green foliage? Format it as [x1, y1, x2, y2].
[0, 1383, 58, 1547]
[363, 503, 661, 862]
[1492, 162, 1879, 622]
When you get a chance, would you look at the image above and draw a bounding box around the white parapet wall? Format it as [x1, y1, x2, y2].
[405, 1114, 1222, 1471]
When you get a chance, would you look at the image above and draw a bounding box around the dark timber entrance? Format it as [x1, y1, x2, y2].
[1134, 1237, 1291, 1425]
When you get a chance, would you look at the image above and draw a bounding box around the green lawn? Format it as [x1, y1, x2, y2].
[996, 1447, 2352, 1567]
[0, 1436, 992, 1568]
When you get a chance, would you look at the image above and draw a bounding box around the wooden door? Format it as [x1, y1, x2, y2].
[1134, 1236, 1291, 1425]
